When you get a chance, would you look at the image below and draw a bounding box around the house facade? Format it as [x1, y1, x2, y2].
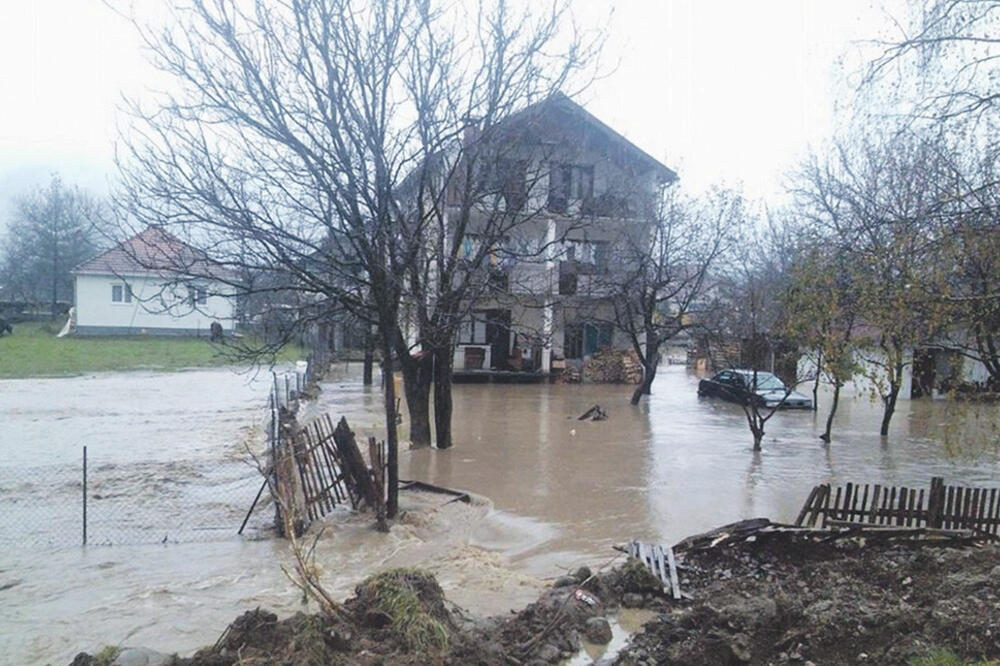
[440, 94, 677, 377]
[72, 227, 236, 336]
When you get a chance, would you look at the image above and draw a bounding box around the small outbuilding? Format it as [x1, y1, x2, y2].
[71, 226, 236, 336]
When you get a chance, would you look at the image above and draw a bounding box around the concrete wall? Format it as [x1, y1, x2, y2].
[75, 273, 235, 335]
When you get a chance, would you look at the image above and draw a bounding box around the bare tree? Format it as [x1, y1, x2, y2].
[779, 239, 859, 442]
[114, 0, 598, 511]
[865, 0, 1000, 125]
[1, 175, 108, 318]
[706, 220, 807, 451]
[600, 186, 740, 405]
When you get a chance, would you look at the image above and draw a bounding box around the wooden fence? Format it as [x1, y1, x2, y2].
[294, 414, 356, 520]
[795, 477, 1000, 538]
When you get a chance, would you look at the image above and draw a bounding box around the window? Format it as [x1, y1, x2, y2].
[459, 312, 488, 344]
[562, 239, 609, 272]
[479, 159, 527, 211]
[188, 286, 208, 305]
[564, 322, 613, 359]
[558, 267, 578, 295]
[592, 241, 609, 270]
[564, 323, 584, 359]
[111, 284, 132, 303]
[547, 164, 593, 213]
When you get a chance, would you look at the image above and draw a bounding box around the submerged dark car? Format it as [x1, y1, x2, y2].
[698, 369, 813, 409]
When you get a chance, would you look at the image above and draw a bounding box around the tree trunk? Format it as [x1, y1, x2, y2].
[752, 428, 764, 451]
[812, 350, 822, 412]
[432, 347, 454, 449]
[378, 330, 399, 518]
[362, 328, 374, 386]
[880, 383, 900, 437]
[631, 361, 657, 405]
[821, 381, 841, 442]
[397, 349, 432, 448]
[51, 239, 59, 320]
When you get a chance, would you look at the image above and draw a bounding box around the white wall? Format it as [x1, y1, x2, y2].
[798, 347, 913, 401]
[75, 273, 235, 333]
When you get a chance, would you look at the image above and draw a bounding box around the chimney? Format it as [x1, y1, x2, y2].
[462, 116, 481, 147]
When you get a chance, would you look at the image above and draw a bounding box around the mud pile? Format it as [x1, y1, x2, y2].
[69, 537, 1000, 666]
[614, 538, 1000, 665]
[68, 562, 663, 666]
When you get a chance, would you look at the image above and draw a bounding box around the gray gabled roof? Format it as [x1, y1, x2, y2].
[500, 92, 678, 183]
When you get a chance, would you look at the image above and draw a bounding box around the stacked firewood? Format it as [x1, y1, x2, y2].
[621, 350, 644, 384]
[582, 349, 643, 384]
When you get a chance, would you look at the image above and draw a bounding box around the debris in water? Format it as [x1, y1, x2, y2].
[577, 404, 607, 421]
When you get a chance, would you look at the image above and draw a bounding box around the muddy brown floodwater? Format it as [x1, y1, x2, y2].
[313, 363, 1000, 572]
[2, 364, 999, 665]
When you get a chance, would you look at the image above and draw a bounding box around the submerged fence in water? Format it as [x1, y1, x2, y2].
[0, 360, 325, 548]
[0, 445, 267, 547]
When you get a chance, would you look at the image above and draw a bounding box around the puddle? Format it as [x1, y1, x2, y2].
[564, 608, 657, 665]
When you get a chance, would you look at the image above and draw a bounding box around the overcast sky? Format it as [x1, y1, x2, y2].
[0, 0, 902, 230]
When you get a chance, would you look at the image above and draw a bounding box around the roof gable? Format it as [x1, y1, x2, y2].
[73, 226, 233, 281]
[496, 92, 678, 183]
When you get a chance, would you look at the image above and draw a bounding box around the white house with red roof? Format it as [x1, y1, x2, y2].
[71, 227, 237, 336]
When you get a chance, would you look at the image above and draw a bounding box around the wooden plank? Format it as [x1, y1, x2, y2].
[899, 487, 908, 527]
[654, 545, 669, 590]
[945, 485, 955, 529]
[916, 488, 925, 527]
[957, 487, 968, 529]
[859, 484, 870, 522]
[926, 478, 938, 527]
[989, 489, 998, 535]
[810, 485, 828, 527]
[665, 545, 681, 600]
[869, 485, 882, 524]
[300, 429, 328, 516]
[796, 486, 820, 526]
[833, 486, 843, 523]
[888, 486, 899, 525]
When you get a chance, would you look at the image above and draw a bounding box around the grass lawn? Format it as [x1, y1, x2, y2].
[0, 320, 304, 378]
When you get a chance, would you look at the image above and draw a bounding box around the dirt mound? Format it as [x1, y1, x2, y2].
[68, 536, 1000, 665]
[348, 569, 451, 652]
[613, 539, 1000, 665]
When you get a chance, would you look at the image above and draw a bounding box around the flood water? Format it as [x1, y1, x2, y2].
[3, 364, 999, 665]
[317, 363, 1000, 569]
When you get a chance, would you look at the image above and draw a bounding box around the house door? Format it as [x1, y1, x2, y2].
[912, 348, 936, 398]
[582, 322, 612, 356]
[486, 309, 511, 369]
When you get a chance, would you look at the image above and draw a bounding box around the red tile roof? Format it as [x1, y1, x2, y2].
[73, 226, 233, 280]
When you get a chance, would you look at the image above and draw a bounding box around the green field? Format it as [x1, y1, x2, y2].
[0, 320, 303, 378]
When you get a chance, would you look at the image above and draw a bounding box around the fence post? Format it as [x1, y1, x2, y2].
[82, 445, 88, 546]
[927, 476, 945, 528]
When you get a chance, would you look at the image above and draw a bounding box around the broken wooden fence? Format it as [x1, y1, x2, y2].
[626, 541, 683, 600]
[271, 412, 388, 534]
[795, 477, 1000, 539]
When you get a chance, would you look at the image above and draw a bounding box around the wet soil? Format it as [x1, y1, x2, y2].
[613, 538, 1000, 666]
[69, 536, 1000, 666]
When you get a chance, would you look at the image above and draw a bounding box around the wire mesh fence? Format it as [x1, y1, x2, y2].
[0, 446, 273, 547]
[0, 359, 325, 549]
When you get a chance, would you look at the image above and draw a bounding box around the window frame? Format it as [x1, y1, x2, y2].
[111, 283, 132, 304]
